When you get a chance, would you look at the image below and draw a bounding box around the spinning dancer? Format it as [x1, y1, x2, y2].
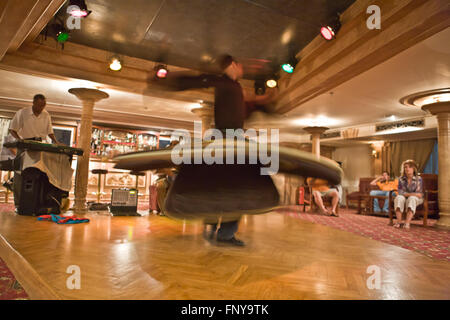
[162, 55, 278, 246]
[115, 54, 343, 247]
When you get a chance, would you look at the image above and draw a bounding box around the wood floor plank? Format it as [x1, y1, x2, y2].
[0, 210, 449, 300]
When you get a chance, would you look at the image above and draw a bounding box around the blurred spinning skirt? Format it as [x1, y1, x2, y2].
[114, 139, 343, 221]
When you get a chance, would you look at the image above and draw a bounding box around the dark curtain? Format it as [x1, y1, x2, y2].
[423, 141, 438, 174]
[390, 139, 436, 177]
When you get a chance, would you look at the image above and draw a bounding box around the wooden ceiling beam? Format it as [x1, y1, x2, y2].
[276, 0, 450, 114]
[0, 0, 39, 60]
[0, 39, 215, 104]
[8, 0, 66, 52]
[0, 0, 66, 60]
[0, 96, 194, 131]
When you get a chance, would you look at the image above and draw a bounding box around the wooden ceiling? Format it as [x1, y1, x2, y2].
[51, 0, 356, 79]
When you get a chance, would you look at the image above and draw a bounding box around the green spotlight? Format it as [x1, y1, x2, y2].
[56, 31, 69, 43]
[282, 63, 294, 73]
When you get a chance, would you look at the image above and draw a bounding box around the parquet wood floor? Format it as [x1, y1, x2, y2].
[0, 211, 449, 300]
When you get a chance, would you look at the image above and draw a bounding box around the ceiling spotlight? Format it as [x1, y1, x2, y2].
[155, 64, 168, 79]
[109, 56, 122, 71]
[266, 79, 278, 88]
[281, 56, 298, 74]
[68, 0, 92, 18]
[281, 63, 294, 73]
[320, 14, 341, 40]
[54, 23, 69, 43]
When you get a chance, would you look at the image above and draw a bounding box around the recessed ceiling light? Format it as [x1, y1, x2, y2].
[385, 114, 396, 121]
[293, 115, 341, 127]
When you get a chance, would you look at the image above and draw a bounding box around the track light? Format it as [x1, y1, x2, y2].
[68, 0, 92, 18]
[266, 78, 278, 88]
[109, 55, 122, 71]
[320, 14, 341, 40]
[281, 55, 298, 74]
[281, 63, 294, 73]
[54, 23, 69, 43]
[155, 64, 168, 79]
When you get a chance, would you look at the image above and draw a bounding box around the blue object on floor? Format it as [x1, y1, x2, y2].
[37, 214, 90, 224]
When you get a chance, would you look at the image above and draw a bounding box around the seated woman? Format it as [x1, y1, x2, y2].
[306, 177, 340, 217]
[393, 159, 423, 230]
[369, 171, 398, 214]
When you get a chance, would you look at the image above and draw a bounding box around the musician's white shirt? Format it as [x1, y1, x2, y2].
[9, 107, 54, 140]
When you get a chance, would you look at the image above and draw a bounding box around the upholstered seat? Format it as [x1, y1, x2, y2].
[345, 177, 377, 213]
[388, 173, 438, 227]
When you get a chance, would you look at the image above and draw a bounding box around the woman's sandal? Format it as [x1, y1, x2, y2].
[393, 223, 401, 228]
[330, 211, 339, 217]
[403, 224, 410, 230]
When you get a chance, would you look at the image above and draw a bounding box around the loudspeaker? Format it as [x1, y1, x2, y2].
[14, 168, 64, 216]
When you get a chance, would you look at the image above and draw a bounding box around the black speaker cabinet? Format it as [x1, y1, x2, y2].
[14, 167, 66, 216]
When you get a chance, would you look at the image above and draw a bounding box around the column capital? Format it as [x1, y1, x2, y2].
[303, 126, 329, 135]
[69, 88, 109, 102]
[421, 101, 450, 115]
[191, 104, 215, 135]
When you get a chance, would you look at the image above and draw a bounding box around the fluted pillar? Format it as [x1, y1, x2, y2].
[69, 88, 109, 213]
[303, 126, 329, 158]
[191, 103, 214, 136]
[422, 102, 450, 229]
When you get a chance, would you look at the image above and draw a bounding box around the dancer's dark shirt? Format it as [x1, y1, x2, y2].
[173, 74, 246, 130]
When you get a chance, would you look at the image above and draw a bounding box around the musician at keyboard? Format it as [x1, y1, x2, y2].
[8, 94, 62, 145]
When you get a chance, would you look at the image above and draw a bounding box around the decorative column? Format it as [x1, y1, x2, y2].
[191, 102, 214, 136]
[69, 88, 109, 213]
[422, 102, 450, 229]
[303, 126, 329, 158]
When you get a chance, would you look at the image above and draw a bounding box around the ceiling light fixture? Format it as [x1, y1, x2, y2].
[320, 14, 341, 41]
[266, 79, 278, 88]
[155, 64, 168, 79]
[53, 23, 69, 43]
[281, 43, 300, 74]
[385, 114, 396, 121]
[293, 116, 341, 127]
[281, 55, 298, 74]
[281, 62, 294, 74]
[109, 55, 122, 71]
[68, 0, 92, 18]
